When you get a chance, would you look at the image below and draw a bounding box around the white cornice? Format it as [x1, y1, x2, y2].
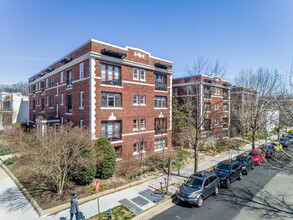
[30, 51, 173, 85]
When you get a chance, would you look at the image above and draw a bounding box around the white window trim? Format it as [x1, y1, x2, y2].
[133, 94, 139, 105]
[80, 120, 83, 128]
[80, 91, 84, 109]
[61, 94, 63, 105]
[133, 68, 139, 80]
[140, 69, 146, 81]
[80, 63, 84, 79]
[61, 71, 64, 83]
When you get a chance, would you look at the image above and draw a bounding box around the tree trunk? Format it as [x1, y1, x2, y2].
[252, 129, 256, 150]
[193, 143, 198, 173]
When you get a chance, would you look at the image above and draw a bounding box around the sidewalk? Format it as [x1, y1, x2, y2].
[0, 137, 276, 220]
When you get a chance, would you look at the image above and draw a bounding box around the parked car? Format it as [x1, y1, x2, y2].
[278, 137, 289, 147]
[260, 144, 274, 158]
[236, 155, 254, 175]
[214, 160, 242, 188]
[176, 171, 220, 207]
[248, 150, 265, 165]
[286, 136, 293, 146]
[270, 141, 283, 151]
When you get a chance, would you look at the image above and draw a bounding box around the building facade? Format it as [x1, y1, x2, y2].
[28, 39, 173, 159]
[173, 75, 231, 139]
[230, 87, 257, 137]
[0, 92, 29, 127]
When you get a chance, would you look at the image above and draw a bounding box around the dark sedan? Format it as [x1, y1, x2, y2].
[236, 155, 254, 174]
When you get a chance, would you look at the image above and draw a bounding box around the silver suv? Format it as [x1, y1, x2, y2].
[176, 171, 220, 207]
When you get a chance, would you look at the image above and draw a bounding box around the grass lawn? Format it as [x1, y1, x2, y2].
[88, 205, 135, 220]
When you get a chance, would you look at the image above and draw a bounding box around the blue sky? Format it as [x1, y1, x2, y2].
[0, 0, 293, 84]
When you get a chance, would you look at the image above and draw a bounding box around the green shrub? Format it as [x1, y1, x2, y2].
[289, 130, 293, 134]
[129, 175, 134, 180]
[158, 162, 164, 169]
[73, 166, 97, 185]
[178, 157, 183, 162]
[142, 169, 148, 174]
[3, 158, 14, 165]
[179, 149, 188, 158]
[149, 166, 156, 172]
[96, 137, 116, 179]
[137, 171, 142, 176]
[0, 150, 11, 156]
[133, 173, 137, 178]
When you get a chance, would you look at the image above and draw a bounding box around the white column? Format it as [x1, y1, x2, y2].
[90, 57, 96, 140]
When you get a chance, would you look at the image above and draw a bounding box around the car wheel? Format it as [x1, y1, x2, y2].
[226, 178, 231, 188]
[238, 172, 243, 180]
[197, 196, 203, 207]
[214, 186, 219, 195]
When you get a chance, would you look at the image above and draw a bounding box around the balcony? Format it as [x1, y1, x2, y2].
[102, 79, 122, 86]
[155, 83, 167, 91]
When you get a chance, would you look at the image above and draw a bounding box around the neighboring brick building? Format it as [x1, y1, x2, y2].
[28, 39, 173, 159]
[230, 87, 257, 137]
[173, 75, 231, 139]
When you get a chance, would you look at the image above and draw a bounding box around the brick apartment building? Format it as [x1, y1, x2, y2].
[28, 39, 173, 159]
[173, 75, 231, 139]
[230, 86, 257, 137]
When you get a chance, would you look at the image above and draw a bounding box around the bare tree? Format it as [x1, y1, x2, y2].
[0, 81, 29, 96]
[20, 126, 97, 194]
[173, 56, 228, 173]
[234, 68, 279, 149]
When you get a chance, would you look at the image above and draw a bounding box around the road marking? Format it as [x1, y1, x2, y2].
[176, 216, 182, 219]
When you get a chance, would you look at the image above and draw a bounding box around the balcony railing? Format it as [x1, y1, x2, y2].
[155, 83, 167, 91]
[101, 79, 122, 86]
[155, 129, 167, 134]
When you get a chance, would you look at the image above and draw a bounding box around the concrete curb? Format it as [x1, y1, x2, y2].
[0, 160, 44, 216]
[133, 197, 179, 220]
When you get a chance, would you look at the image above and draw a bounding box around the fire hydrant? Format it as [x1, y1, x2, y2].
[107, 209, 113, 220]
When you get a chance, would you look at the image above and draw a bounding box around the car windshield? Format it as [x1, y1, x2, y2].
[215, 163, 231, 173]
[271, 143, 277, 146]
[236, 157, 246, 163]
[184, 177, 203, 189]
[249, 152, 259, 156]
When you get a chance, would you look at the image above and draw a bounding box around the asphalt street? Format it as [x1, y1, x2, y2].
[151, 150, 291, 220]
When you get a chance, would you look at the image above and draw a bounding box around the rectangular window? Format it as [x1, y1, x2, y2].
[140, 94, 146, 105]
[187, 86, 193, 95]
[215, 88, 220, 95]
[46, 97, 48, 106]
[41, 99, 45, 111]
[50, 77, 54, 88]
[101, 64, 121, 85]
[215, 118, 220, 125]
[223, 89, 228, 100]
[204, 86, 211, 99]
[50, 96, 54, 108]
[61, 71, 63, 83]
[155, 118, 167, 134]
[204, 119, 211, 131]
[140, 70, 145, 81]
[33, 100, 35, 110]
[140, 119, 146, 129]
[133, 68, 139, 80]
[155, 96, 167, 108]
[101, 92, 121, 107]
[133, 94, 139, 105]
[46, 79, 48, 87]
[223, 117, 228, 128]
[173, 88, 178, 96]
[115, 146, 122, 159]
[140, 142, 146, 152]
[215, 103, 219, 111]
[79, 63, 84, 79]
[155, 74, 167, 91]
[67, 94, 72, 113]
[32, 85, 35, 94]
[41, 81, 45, 93]
[101, 120, 122, 140]
[155, 138, 167, 150]
[223, 103, 228, 111]
[61, 94, 63, 105]
[80, 91, 84, 108]
[204, 102, 211, 112]
[80, 120, 83, 128]
[66, 70, 72, 88]
[133, 119, 139, 130]
[133, 143, 139, 154]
